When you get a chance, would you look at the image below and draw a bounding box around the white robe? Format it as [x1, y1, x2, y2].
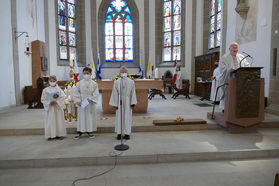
[41, 86, 67, 139]
[210, 67, 221, 101]
[73, 79, 99, 133]
[109, 77, 137, 135]
[175, 71, 182, 89]
[217, 53, 250, 110]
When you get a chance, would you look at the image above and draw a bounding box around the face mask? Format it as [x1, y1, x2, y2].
[84, 74, 91, 80]
[49, 81, 56, 87]
[121, 73, 127, 78]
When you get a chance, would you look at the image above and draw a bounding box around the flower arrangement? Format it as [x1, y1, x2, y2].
[114, 73, 135, 80]
[53, 93, 60, 99]
[65, 79, 77, 87]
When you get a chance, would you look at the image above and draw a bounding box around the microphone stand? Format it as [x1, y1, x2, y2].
[239, 54, 251, 68]
[114, 77, 129, 151]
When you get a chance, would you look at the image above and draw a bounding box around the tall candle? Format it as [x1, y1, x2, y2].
[69, 59, 73, 67]
[155, 68, 159, 78]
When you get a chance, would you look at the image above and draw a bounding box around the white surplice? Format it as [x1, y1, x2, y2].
[109, 77, 137, 135]
[217, 53, 250, 110]
[41, 85, 67, 139]
[73, 79, 99, 133]
[210, 67, 221, 101]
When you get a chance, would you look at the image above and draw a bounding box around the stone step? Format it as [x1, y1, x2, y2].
[1, 149, 279, 169]
[1, 129, 279, 169]
[0, 121, 278, 136]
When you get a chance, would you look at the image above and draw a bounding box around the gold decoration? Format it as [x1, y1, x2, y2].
[174, 116, 184, 123]
[64, 100, 78, 122]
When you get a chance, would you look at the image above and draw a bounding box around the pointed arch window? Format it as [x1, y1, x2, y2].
[58, 0, 77, 60]
[162, 0, 181, 63]
[209, 0, 222, 49]
[105, 0, 133, 62]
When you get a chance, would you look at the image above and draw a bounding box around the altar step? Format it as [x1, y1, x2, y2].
[266, 104, 279, 116]
[1, 129, 279, 169]
[0, 121, 278, 136]
[1, 149, 279, 169]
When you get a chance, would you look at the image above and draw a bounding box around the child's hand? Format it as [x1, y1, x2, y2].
[87, 98, 93, 103]
[78, 102, 82, 106]
[50, 101, 57, 105]
[114, 106, 118, 110]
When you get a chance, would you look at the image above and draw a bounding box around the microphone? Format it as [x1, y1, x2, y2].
[242, 51, 253, 58]
[239, 51, 252, 68]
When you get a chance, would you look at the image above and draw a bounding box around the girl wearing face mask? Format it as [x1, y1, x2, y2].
[41, 75, 67, 140]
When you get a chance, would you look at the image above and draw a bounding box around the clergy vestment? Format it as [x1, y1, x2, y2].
[217, 53, 250, 110]
[73, 79, 99, 133]
[109, 77, 137, 135]
[41, 85, 67, 139]
[210, 67, 221, 101]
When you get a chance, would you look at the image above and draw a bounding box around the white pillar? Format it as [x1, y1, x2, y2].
[195, 0, 204, 56]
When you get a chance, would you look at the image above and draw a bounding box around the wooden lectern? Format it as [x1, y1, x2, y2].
[208, 67, 265, 133]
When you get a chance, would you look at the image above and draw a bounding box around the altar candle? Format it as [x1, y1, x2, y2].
[69, 59, 73, 67]
[155, 68, 159, 78]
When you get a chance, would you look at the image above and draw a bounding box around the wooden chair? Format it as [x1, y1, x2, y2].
[162, 70, 173, 93]
[149, 89, 167, 100]
[172, 79, 190, 99]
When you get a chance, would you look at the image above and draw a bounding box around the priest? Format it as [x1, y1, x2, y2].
[217, 42, 250, 111]
[109, 66, 137, 140]
[73, 67, 99, 140]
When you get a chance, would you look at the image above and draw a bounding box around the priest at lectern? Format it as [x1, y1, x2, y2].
[217, 42, 250, 111]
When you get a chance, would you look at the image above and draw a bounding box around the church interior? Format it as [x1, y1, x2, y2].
[0, 0, 279, 185]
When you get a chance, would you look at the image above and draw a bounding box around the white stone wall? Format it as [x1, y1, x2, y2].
[17, 0, 45, 102]
[0, 0, 16, 109]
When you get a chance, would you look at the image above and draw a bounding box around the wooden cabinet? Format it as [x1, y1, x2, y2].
[194, 52, 219, 100]
[31, 40, 47, 88]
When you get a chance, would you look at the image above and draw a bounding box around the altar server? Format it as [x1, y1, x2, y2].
[217, 42, 250, 111]
[210, 61, 221, 102]
[73, 67, 99, 140]
[174, 66, 182, 89]
[109, 66, 137, 140]
[41, 75, 67, 140]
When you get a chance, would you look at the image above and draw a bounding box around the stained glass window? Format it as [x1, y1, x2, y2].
[105, 0, 133, 62]
[209, 0, 222, 49]
[58, 0, 77, 60]
[163, 0, 181, 63]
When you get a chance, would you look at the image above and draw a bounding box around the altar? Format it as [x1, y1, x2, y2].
[97, 79, 164, 114]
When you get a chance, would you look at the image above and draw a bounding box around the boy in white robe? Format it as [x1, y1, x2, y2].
[41, 75, 67, 140]
[73, 67, 99, 140]
[109, 66, 137, 140]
